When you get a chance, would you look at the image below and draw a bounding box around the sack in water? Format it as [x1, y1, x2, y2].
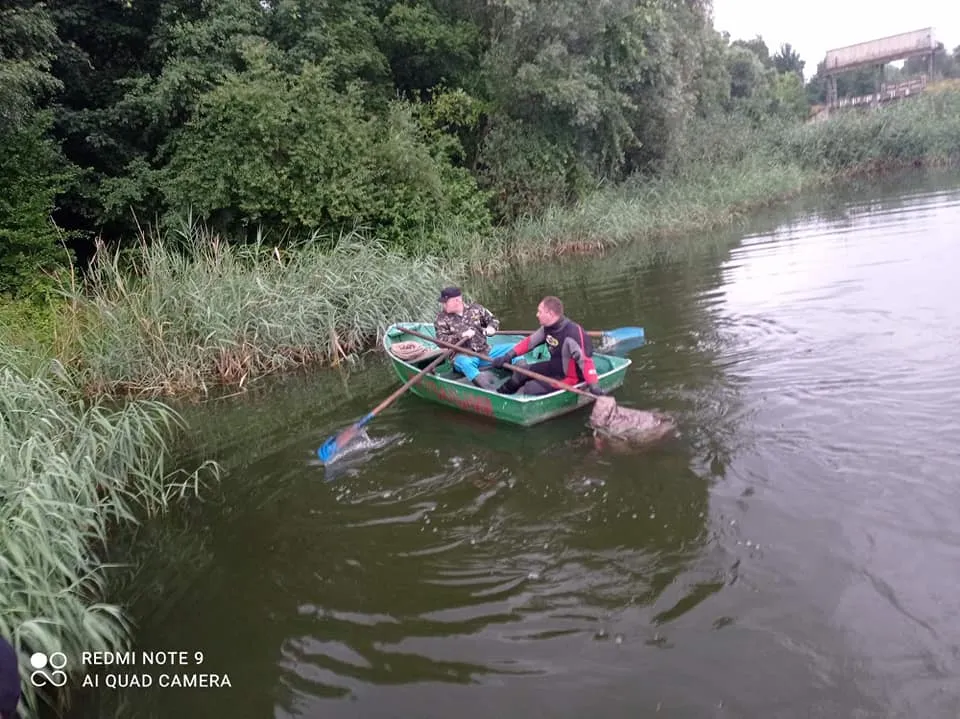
[589, 396, 675, 444]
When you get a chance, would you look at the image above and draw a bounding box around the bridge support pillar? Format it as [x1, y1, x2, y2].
[825, 74, 838, 114]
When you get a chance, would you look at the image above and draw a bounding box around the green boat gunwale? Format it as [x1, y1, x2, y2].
[382, 322, 632, 426]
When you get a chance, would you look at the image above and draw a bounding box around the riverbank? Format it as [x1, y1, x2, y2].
[3, 89, 960, 400]
[439, 88, 959, 275]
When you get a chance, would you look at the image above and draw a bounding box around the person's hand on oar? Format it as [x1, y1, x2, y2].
[317, 335, 469, 464]
[494, 327, 645, 356]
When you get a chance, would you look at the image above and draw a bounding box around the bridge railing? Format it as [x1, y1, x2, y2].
[830, 75, 927, 109]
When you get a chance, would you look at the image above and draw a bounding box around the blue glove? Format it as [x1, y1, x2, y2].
[588, 383, 605, 396]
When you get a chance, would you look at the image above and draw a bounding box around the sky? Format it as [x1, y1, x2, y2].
[710, 0, 960, 80]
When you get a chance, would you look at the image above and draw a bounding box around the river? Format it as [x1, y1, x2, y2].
[75, 168, 960, 718]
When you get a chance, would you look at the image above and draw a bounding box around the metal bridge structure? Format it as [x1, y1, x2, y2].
[820, 28, 937, 115]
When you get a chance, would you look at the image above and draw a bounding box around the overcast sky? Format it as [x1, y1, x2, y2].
[710, 0, 960, 80]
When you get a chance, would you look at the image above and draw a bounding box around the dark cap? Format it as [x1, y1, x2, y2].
[438, 287, 462, 302]
[0, 637, 20, 718]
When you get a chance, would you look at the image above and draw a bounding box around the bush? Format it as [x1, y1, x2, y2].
[474, 115, 586, 223]
[0, 112, 74, 297]
[160, 60, 492, 253]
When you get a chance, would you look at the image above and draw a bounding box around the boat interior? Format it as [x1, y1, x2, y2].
[403, 350, 514, 386]
[397, 340, 623, 392]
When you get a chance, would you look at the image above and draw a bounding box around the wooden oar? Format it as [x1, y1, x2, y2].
[316, 336, 468, 463]
[494, 326, 645, 344]
[402, 327, 600, 401]
[495, 329, 605, 337]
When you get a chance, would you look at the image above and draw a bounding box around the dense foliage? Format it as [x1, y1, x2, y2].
[9, 0, 955, 299]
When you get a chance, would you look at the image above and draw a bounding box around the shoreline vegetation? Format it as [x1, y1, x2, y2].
[4, 89, 960, 400]
[3, 3, 960, 714]
[0, 342, 220, 718]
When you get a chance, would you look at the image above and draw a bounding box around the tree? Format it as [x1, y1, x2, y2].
[159, 58, 491, 249]
[732, 35, 772, 69]
[0, 1, 62, 131]
[773, 43, 804, 78]
[726, 45, 766, 100]
[0, 1, 74, 295]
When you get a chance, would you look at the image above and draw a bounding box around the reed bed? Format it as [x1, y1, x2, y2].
[63, 226, 455, 398]
[0, 346, 218, 717]
[442, 160, 808, 276]
[779, 89, 960, 172]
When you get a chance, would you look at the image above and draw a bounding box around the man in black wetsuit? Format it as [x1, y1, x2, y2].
[490, 295, 605, 396]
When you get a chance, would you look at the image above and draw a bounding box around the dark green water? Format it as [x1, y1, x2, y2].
[74, 169, 960, 718]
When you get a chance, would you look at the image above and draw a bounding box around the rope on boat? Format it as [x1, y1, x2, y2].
[389, 341, 444, 362]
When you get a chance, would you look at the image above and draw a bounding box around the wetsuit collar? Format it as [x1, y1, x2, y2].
[544, 316, 568, 333]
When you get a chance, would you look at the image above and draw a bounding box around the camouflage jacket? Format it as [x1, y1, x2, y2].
[434, 302, 500, 354]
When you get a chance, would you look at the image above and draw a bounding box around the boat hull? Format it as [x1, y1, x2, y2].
[383, 323, 631, 426]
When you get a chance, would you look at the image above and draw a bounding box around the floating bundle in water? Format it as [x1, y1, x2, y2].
[589, 396, 676, 444]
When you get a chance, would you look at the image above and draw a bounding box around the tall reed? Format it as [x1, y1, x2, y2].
[63, 224, 457, 398]
[470, 156, 809, 268]
[0, 348, 218, 717]
[778, 89, 960, 172]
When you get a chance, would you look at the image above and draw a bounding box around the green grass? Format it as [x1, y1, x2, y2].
[449, 157, 811, 274]
[0, 344, 219, 717]
[0, 297, 60, 363]
[781, 89, 960, 171]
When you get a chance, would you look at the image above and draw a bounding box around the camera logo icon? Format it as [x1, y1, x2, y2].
[29, 652, 68, 688]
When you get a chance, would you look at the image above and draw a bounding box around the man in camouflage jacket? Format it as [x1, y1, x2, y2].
[434, 287, 520, 390]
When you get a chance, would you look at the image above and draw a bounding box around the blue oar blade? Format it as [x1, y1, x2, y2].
[316, 412, 374, 464]
[598, 327, 645, 355]
[317, 434, 343, 463]
[604, 326, 645, 343]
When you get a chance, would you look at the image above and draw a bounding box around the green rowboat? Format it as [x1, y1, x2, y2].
[383, 322, 632, 427]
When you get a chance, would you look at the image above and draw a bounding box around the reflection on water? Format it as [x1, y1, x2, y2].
[72, 168, 960, 719]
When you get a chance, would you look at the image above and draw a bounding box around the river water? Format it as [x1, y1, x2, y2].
[75, 169, 960, 718]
